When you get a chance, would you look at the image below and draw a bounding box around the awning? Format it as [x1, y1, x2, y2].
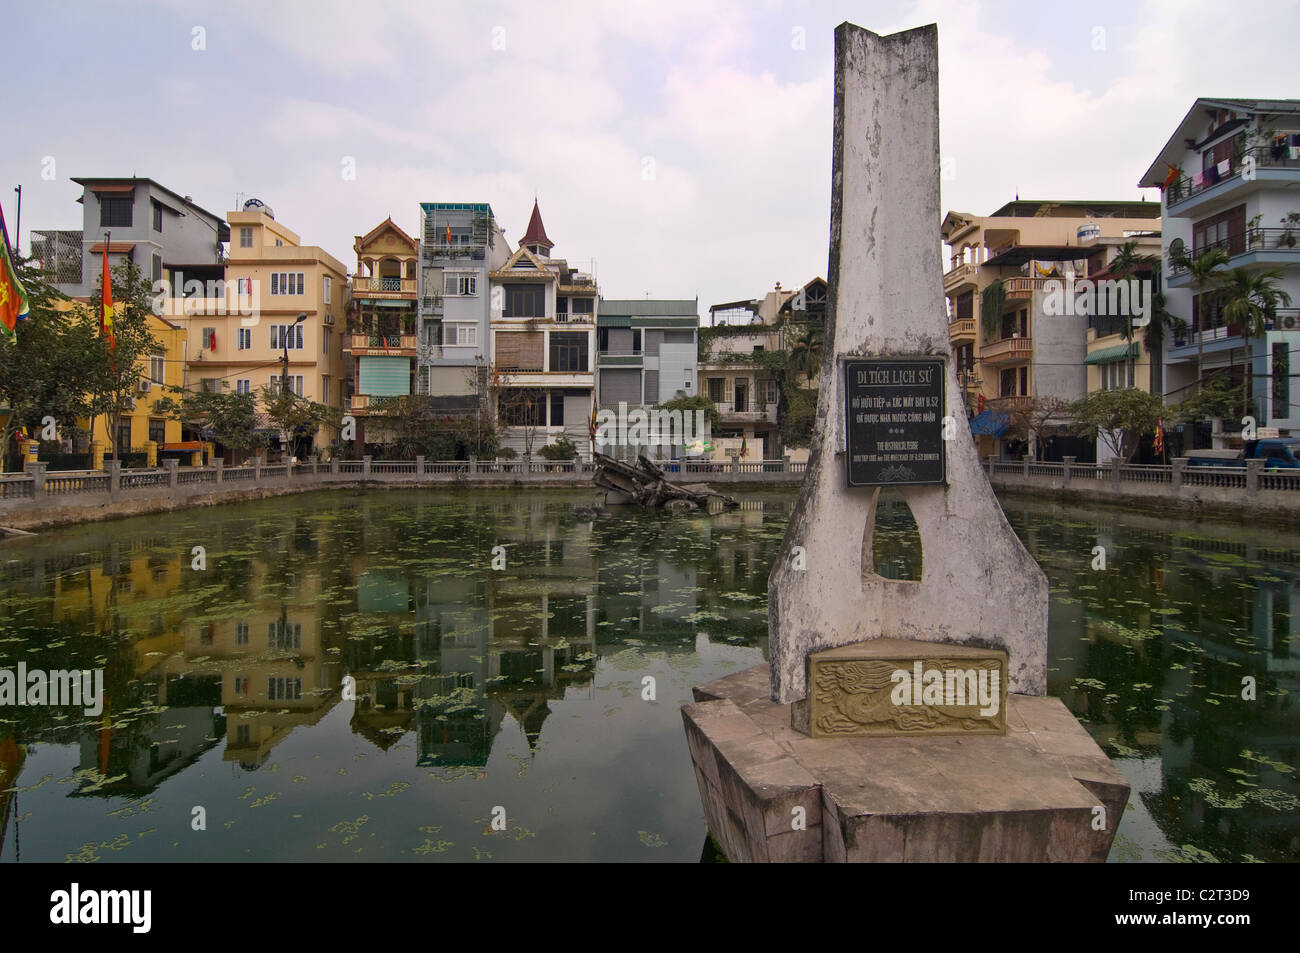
[1084, 342, 1140, 365]
[162, 441, 203, 451]
[969, 409, 1011, 437]
[89, 241, 136, 254]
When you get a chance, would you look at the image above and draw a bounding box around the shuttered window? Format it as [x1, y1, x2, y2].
[494, 331, 544, 371]
[600, 369, 641, 406]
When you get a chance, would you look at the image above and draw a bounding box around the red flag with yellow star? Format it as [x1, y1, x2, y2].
[100, 239, 116, 351]
[0, 206, 30, 343]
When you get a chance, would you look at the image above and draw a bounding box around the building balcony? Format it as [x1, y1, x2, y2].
[980, 336, 1033, 365]
[422, 244, 486, 262]
[346, 333, 418, 357]
[943, 261, 978, 292]
[948, 317, 976, 343]
[1165, 145, 1300, 216]
[1001, 277, 1059, 300]
[987, 395, 1033, 413]
[555, 312, 594, 324]
[716, 401, 778, 424]
[1167, 229, 1300, 286]
[352, 276, 417, 298]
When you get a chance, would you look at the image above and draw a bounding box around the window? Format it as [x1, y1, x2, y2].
[236, 277, 253, 296]
[270, 272, 305, 295]
[148, 418, 166, 444]
[202, 326, 216, 350]
[499, 390, 546, 426]
[268, 621, 302, 650]
[269, 375, 304, 396]
[323, 276, 331, 304]
[116, 419, 132, 451]
[151, 253, 162, 283]
[549, 332, 588, 372]
[1273, 343, 1290, 421]
[550, 391, 565, 427]
[1193, 204, 1246, 257]
[239, 227, 253, 248]
[237, 327, 252, 350]
[444, 273, 477, 296]
[236, 622, 249, 645]
[707, 378, 725, 403]
[149, 354, 165, 383]
[321, 377, 329, 404]
[152, 201, 163, 232]
[267, 677, 302, 701]
[100, 196, 133, 228]
[451, 324, 477, 346]
[504, 283, 544, 317]
[763, 380, 779, 405]
[270, 324, 304, 350]
[236, 379, 251, 395]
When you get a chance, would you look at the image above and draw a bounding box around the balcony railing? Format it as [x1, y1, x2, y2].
[1166, 145, 1300, 209]
[987, 395, 1033, 413]
[1001, 277, 1060, 299]
[555, 312, 594, 324]
[347, 333, 418, 352]
[354, 276, 417, 295]
[715, 401, 778, 423]
[948, 317, 976, 339]
[422, 244, 485, 261]
[1169, 228, 1300, 276]
[980, 336, 1032, 364]
[943, 261, 978, 288]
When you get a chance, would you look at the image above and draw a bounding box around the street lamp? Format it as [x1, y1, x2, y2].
[280, 313, 307, 461]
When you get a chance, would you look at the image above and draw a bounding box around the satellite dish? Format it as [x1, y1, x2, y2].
[243, 197, 275, 219]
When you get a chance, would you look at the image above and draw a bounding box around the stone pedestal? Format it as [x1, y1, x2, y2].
[683, 664, 1129, 863]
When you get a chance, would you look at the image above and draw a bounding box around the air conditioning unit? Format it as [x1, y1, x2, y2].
[1280, 313, 1299, 331]
[124, 398, 136, 411]
[323, 313, 334, 325]
[138, 379, 152, 394]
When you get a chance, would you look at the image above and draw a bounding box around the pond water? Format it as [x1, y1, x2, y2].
[0, 488, 1295, 862]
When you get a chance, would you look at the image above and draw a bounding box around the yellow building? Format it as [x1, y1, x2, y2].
[168, 207, 350, 460]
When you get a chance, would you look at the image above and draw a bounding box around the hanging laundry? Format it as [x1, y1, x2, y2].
[1192, 172, 1205, 188]
[1216, 158, 1231, 177]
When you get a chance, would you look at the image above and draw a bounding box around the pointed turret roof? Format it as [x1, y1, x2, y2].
[521, 199, 553, 251]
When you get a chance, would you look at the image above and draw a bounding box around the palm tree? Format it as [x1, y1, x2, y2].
[1140, 266, 1185, 396]
[1170, 246, 1230, 393]
[1219, 267, 1293, 417]
[788, 323, 824, 387]
[1108, 240, 1157, 387]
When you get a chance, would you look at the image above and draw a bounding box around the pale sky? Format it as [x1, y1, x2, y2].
[6, 0, 1298, 313]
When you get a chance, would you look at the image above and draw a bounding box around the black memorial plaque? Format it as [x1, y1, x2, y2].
[844, 357, 946, 487]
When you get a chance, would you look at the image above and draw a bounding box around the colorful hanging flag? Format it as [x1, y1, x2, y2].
[0, 206, 30, 342]
[976, 393, 985, 414]
[445, 224, 452, 244]
[589, 402, 598, 444]
[100, 240, 116, 351]
[1153, 417, 1165, 456]
[739, 436, 747, 458]
[1161, 165, 1180, 191]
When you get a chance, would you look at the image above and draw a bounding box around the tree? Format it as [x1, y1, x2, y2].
[1173, 373, 1244, 425]
[1069, 388, 1163, 462]
[0, 256, 99, 470]
[1140, 261, 1185, 396]
[787, 322, 823, 386]
[371, 393, 494, 459]
[1108, 240, 1158, 388]
[170, 388, 266, 461]
[259, 386, 338, 461]
[86, 258, 162, 459]
[1006, 396, 1072, 460]
[1168, 247, 1229, 393]
[1218, 267, 1292, 417]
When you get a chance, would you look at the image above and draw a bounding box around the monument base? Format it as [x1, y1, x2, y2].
[682, 664, 1129, 862]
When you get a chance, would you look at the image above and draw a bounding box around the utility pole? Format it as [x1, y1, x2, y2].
[12, 186, 20, 255]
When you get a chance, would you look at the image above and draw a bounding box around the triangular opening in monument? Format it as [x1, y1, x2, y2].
[869, 489, 922, 582]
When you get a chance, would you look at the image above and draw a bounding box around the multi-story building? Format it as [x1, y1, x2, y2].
[595, 299, 701, 459]
[941, 199, 1162, 459]
[416, 202, 508, 404]
[488, 201, 598, 458]
[181, 203, 349, 461]
[1139, 98, 1300, 439]
[346, 217, 419, 447]
[31, 176, 227, 297]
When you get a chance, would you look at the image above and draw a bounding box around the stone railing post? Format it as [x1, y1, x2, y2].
[363, 455, 372, 477]
[987, 454, 996, 478]
[214, 458, 224, 484]
[1109, 458, 1122, 487]
[1171, 458, 1185, 491]
[1022, 457, 1031, 478]
[253, 459, 262, 483]
[1246, 459, 1263, 496]
[330, 457, 339, 476]
[165, 458, 179, 488]
[1062, 456, 1075, 485]
[29, 462, 47, 500]
[107, 459, 122, 500]
[415, 455, 425, 479]
[783, 454, 791, 474]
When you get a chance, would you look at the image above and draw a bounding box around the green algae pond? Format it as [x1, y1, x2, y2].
[0, 487, 1295, 862]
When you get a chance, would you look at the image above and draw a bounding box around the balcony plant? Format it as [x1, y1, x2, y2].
[980, 279, 1005, 341]
[1278, 212, 1300, 248]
